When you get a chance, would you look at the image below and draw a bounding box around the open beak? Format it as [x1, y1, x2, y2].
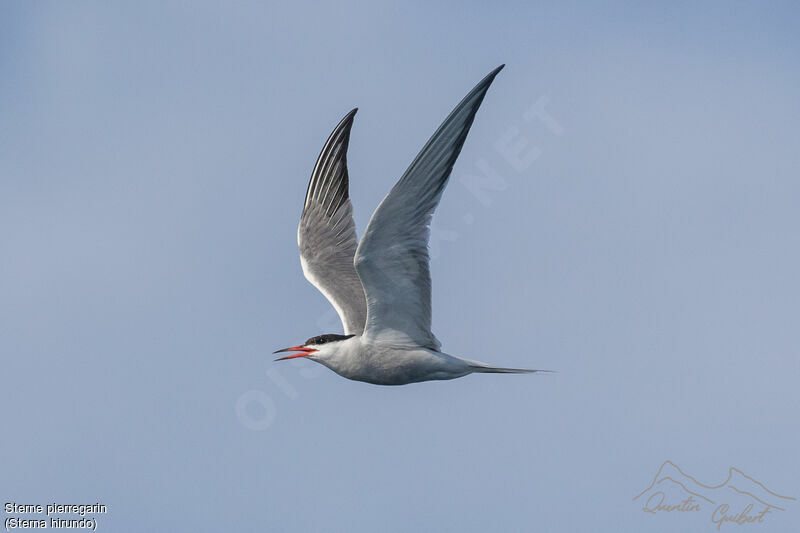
[273, 345, 318, 361]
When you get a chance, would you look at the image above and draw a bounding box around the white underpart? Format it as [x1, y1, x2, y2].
[300, 255, 349, 334]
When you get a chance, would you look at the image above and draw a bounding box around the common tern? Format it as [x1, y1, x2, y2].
[275, 65, 547, 385]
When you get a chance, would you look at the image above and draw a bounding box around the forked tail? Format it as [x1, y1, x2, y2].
[467, 362, 554, 374]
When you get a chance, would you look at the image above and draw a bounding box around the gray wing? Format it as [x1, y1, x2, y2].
[298, 108, 367, 335]
[354, 66, 504, 350]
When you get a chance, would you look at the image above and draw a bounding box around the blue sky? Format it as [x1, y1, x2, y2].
[2, 2, 799, 531]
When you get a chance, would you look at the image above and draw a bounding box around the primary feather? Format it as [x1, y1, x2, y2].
[298, 108, 367, 335]
[355, 65, 505, 350]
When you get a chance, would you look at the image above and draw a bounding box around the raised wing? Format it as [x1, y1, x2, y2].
[354, 66, 504, 350]
[298, 109, 367, 335]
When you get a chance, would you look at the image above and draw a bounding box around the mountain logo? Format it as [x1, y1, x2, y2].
[633, 460, 795, 529]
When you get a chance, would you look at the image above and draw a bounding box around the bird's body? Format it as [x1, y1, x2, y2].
[274, 65, 549, 385]
[313, 337, 471, 386]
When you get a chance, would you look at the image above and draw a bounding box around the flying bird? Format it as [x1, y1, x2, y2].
[275, 65, 548, 385]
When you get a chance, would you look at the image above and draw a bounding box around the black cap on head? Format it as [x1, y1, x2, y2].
[304, 333, 355, 346]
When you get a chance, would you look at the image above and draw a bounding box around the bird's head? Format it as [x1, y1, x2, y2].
[273, 333, 355, 361]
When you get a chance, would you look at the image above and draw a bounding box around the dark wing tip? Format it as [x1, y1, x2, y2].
[332, 107, 358, 136]
[335, 108, 358, 130]
[303, 109, 359, 215]
[393, 65, 504, 199]
[471, 64, 505, 98]
[471, 65, 504, 93]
